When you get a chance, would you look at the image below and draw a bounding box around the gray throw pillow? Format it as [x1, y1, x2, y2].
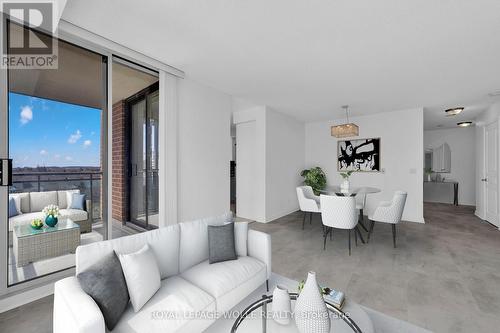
[69, 193, 86, 210]
[77, 251, 129, 330]
[208, 223, 237, 264]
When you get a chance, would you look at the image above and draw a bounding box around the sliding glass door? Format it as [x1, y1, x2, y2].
[3, 21, 108, 286]
[127, 85, 159, 229]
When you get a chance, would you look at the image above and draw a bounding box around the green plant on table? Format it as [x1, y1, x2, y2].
[340, 170, 353, 180]
[300, 167, 327, 195]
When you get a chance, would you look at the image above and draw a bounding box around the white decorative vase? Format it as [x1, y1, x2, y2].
[272, 285, 292, 325]
[294, 271, 330, 333]
[341, 179, 350, 193]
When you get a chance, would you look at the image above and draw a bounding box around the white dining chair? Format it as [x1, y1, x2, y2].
[320, 195, 365, 255]
[367, 191, 407, 248]
[296, 186, 321, 229]
[354, 191, 368, 232]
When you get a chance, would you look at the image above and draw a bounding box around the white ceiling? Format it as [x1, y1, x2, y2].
[62, 0, 500, 124]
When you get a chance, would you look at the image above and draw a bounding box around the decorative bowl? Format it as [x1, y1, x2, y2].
[31, 218, 44, 230]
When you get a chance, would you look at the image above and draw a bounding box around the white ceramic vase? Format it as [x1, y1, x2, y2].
[341, 179, 350, 193]
[272, 285, 292, 325]
[294, 271, 330, 333]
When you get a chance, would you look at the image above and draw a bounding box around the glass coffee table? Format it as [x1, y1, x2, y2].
[231, 292, 369, 333]
[13, 219, 80, 267]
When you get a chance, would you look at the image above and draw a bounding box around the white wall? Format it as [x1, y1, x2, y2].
[305, 108, 424, 223]
[233, 104, 305, 222]
[265, 108, 305, 221]
[424, 127, 476, 205]
[177, 78, 232, 222]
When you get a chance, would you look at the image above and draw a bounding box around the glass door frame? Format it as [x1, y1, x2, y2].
[125, 82, 159, 230]
[0, 17, 111, 295]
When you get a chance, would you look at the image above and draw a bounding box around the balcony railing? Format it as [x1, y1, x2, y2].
[9, 171, 103, 221]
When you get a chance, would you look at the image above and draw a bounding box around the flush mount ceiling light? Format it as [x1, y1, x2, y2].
[445, 107, 464, 116]
[457, 121, 473, 127]
[331, 105, 359, 138]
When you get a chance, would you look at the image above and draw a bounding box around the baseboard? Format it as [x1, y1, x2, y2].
[0, 283, 54, 313]
[264, 208, 300, 223]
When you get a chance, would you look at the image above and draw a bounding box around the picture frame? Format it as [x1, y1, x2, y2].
[337, 138, 381, 172]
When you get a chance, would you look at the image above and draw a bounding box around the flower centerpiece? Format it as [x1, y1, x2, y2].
[42, 204, 60, 227]
[30, 218, 44, 230]
[340, 170, 353, 193]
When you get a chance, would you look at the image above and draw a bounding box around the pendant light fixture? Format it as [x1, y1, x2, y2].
[331, 105, 359, 138]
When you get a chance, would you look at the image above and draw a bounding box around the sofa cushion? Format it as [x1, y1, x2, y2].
[234, 222, 249, 256]
[9, 197, 18, 218]
[208, 223, 237, 264]
[59, 209, 88, 222]
[69, 193, 86, 210]
[76, 224, 180, 279]
[10, 193, 29, 213]
[118, 244, 161, 312]
[77, 251, 129, 330]
[112, 276, 216, 333]
[30, 191, 58, 213]
[58, 190, 79, 209]
[178, 213, 233, 272]
[9, 212, 45, 232]
[181, 256, 266, 312]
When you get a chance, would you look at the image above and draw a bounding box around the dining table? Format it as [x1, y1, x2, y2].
[319, 185, 382, 235]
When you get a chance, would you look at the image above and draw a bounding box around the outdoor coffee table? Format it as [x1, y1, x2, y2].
[13, 219, 80, 267]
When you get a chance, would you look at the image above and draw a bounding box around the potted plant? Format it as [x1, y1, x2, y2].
[424, 168, 432, 182]
[300, 167, 327, 195]
[340, 170, 353, 193]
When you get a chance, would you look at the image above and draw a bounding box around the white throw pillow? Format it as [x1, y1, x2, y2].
[8, 194, 22, 215]
[234, 222, 249, 256]
[118, 244, 161, 312]
[65, 190, 80, 209]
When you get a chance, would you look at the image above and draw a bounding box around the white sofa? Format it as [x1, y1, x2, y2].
[9, 190, 92, 233]
[53, 214, 272, 333]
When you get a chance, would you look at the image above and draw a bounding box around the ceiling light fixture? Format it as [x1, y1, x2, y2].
[457, 121, 473, 127]
[331, 105, 359, 138]
[445, 107, 464, 116]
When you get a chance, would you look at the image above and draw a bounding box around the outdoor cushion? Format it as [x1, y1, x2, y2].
[58, 189, 79, 209]
[9, 193, 29, 213]
[69, 193, 86, 210]
[29, 191, 58, 212]
[59, 209, 88, 222]
[9, 212, 45, 232]
[9, 197, 18, 218]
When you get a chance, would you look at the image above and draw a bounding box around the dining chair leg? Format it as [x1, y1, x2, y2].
[348, 229, 351, 256]
[330, 228, 333, 241]
[354, 228, 358, 246]
[302, 212, 306, 230]
[309, 212, 313, 225]
[392, 224, 397, 248]
[354, 226, 365, 244]
[367, 220, 375, 243]
[323, 227, 329, 250]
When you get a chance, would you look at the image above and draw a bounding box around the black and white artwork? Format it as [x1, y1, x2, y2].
[337, 138, 380, 172]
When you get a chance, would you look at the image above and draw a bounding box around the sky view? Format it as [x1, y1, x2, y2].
[9, 92, 101, 168]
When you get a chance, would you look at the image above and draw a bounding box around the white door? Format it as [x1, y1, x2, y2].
[485, 122, 499, 226]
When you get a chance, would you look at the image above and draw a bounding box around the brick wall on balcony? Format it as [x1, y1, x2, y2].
[112, 100, 128, 222]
